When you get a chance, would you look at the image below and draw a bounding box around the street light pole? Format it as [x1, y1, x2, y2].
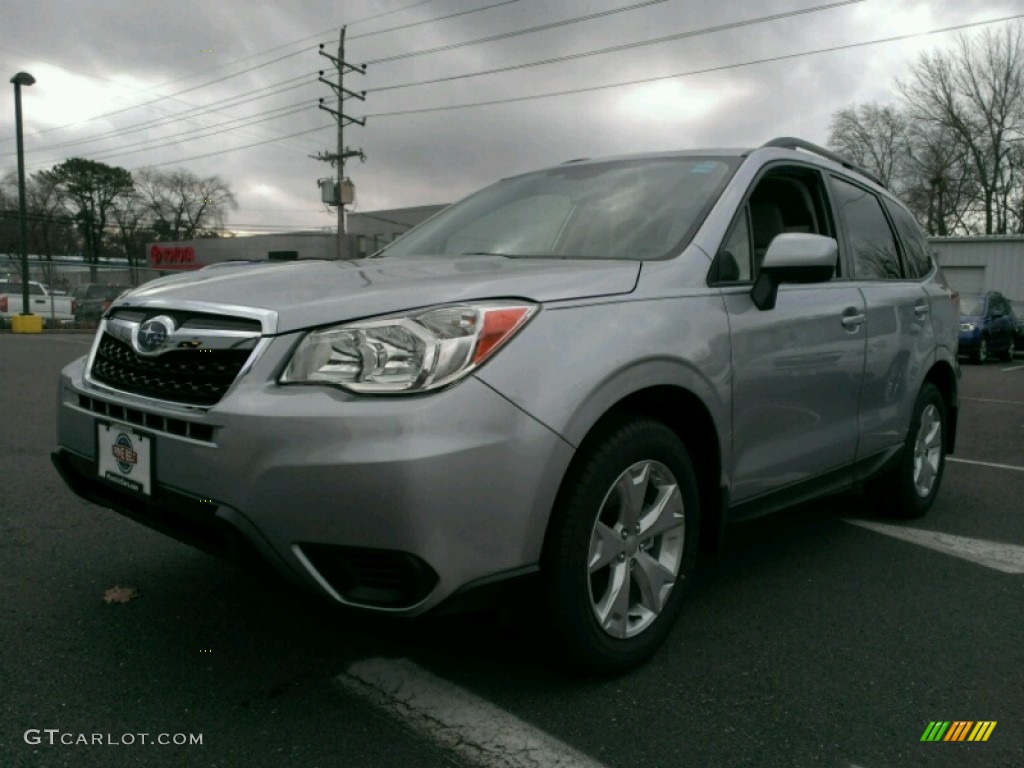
[10, 71, 35, 329]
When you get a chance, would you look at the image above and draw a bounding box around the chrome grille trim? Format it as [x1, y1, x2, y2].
[84, 306, 274, 407]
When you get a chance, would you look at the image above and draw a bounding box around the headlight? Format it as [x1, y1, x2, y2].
[281, 302, 537, 393]
[960, 322, 976, 331]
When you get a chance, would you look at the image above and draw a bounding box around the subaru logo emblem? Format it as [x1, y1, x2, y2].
[135, 315, 174, 355]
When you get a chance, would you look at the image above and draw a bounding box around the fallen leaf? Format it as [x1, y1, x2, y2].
[103, 585, 140, 604]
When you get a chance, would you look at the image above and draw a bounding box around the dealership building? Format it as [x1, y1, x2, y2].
[145, 205, 446, 272]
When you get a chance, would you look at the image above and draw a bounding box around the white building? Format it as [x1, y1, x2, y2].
[931, 236, 1024, 302]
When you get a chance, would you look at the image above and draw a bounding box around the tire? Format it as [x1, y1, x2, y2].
[867, 383, 946, 519]
[1001, 336, 1015, 362]
[542, 418, 700, 674]
[971, 337, 988, 364]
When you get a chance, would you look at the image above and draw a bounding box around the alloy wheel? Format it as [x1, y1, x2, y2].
[587, 460, 685, 639]
[913, 404, 943, 498]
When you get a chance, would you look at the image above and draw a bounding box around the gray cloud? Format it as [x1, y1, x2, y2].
[0, 0, 1017, 231]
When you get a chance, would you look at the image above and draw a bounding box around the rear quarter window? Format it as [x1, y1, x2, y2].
[885, 201, 932, 278]
[830, 176, 901, 280]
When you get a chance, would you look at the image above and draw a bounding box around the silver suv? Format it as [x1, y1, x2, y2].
[53, 137, 959, 673]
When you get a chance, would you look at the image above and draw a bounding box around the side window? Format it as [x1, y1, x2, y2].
[712, 166, 831, 284]
[885, 201, 932, 278]
[831, 176, 901, 280]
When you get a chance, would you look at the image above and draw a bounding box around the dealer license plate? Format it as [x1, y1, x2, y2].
[97, 422, 153, 496]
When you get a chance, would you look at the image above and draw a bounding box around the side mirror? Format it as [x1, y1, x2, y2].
[751, 233, 838, 311]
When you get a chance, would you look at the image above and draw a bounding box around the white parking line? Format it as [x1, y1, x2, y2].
[336, 658, 609, 768]
[960, 397, 1024, 406]
[846, 520, 1024, 574]
[1001, 364, 1024, 372]
[948, 457, 1024, 474]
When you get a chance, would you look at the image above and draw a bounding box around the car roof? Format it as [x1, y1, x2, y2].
[546, 138, 886, 194]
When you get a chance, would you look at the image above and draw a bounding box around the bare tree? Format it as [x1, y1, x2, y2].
[110, 191, 153, 285]
[1, 169, 78, 283]
[903, 124, 978, 236]
[828, 102, 910, 188]
[898, 24, 1024, 234]
[135, 167, 238, 240]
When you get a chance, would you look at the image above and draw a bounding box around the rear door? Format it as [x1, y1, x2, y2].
[829, 176, 936, 463]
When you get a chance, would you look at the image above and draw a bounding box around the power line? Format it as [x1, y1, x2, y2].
[5, 0, 658, 161]
[21, 49, 317, 145]
[66, 101, 324, 165]
[365, 12, 1024, 119]
[16, 77, 317, 158]
[0, 44, 310, 156]
[346, 0, 446, 27]
[348, 0, 518, 40]
[135, 124, 332, 169]
[11, 1, 514, 144]
[369, 0, 862, 94]
[104, 1, 513, 93]
[364, 0, 669, 64]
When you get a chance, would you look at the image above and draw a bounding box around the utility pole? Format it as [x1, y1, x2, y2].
[315, 27, 366, 260]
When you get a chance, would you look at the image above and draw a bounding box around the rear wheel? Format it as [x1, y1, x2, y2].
[1001, 336, 1015, 362]
[971, 337, 988, 364]
[867, 383, 946, 519]
[542, 418, 700, 674]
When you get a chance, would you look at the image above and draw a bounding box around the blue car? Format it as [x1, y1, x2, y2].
[959, 291, 1016, 363]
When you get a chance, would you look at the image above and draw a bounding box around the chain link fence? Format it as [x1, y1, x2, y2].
[1, 256, 164, 330]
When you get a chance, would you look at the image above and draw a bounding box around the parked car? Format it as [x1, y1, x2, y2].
[1009, 300, 1024, 355]
[72, 283, 133, 327]
[958, 291, 1016, 363]
[52, 137, 960, 673]
[0, 280, 75, 327]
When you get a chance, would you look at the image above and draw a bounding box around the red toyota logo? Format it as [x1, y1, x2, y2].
[150, 245, 196, 268]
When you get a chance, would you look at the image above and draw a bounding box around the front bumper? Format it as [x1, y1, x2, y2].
[957, 328, 981, 352]
[54, 335, 574, 615]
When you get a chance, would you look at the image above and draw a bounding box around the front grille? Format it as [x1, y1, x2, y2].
[299, 544, 439, 608]
[91, 333, 254, 406]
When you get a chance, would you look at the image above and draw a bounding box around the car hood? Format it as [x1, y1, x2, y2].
[118, 256, 641, 333]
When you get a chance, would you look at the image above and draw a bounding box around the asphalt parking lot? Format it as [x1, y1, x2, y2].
[1, 333, 1022, 768]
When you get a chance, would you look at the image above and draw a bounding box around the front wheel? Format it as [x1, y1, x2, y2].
[867, 383, 946, 519]
[542, 418, 700, 674]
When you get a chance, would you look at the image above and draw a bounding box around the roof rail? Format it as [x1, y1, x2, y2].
[761, 137, 886, 189]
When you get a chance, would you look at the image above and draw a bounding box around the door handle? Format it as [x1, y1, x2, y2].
[841, 313, 866, 329]
[914, 303, 930, 318]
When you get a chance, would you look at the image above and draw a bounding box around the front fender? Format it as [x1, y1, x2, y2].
[475, 294, 732, 463]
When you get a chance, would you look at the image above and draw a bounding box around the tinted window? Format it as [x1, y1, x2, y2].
[960, 295, 985, 315]
[831, 177, 901, 280]
[885, 201, 932, 278]
[0, 282, 43, 296]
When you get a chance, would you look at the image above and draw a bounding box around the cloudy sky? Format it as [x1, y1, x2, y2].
[1, 0, 1021, 234]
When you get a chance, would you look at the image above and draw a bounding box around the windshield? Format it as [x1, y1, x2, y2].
[0, 282, 42, 296]
[379, 156, 737, 261]
[959, 296, 985, 316]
